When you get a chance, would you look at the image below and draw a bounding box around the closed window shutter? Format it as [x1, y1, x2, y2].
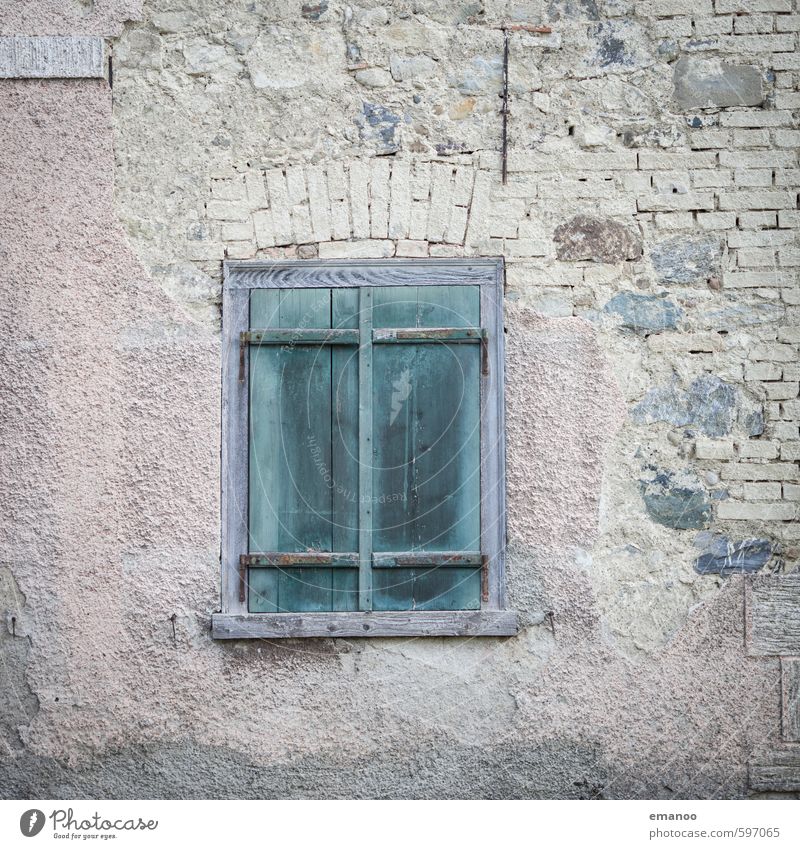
[245, 284, 483, 613]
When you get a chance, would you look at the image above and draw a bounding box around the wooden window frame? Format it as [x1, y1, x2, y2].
[212, 258, 517, 639]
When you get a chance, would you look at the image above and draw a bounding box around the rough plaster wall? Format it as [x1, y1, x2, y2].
[1, 0, 798, 798]
[0, 1, 143, 37]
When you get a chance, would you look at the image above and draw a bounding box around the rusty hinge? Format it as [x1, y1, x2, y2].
[481, 554, 489, 603]
[238, 332, 246, 382]
[481, 329, 489, 376]
[238, 554, 248, 603]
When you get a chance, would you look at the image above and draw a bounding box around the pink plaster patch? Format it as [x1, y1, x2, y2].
[504, 303, 625, 553]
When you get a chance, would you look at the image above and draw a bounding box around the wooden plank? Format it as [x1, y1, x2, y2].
[212, 610, 519, 639]
[782, 658, 800, 742]
[370, 283, 483, 611]
[482, 268, 507, 609]
[249, 289, 282, 328]
[416, 285, 479, 327]
[248, 344, 281, 554]
[413, 567, 481, 611]
[225, 258, 500, 290]
[247, 567, 278, 613]
[372, 343, 481, 552]
[249, 289, 338, 612]
[373, 285, 418, 329]
[358, 287, 374, 610]
[249, 567, 358, 613]
[246, 289, 283, 567]
[332, 289, 360, 612]
[415, 343, 481, 551]
[279, 567, 333, 612]
[332, 287, 360, 331]
[372, 340, 415, 558]
[748, 574, 800, 655]
[332, 569, 359, 612]
[280, 288, 330, 328]
[373, 569, 414, 611]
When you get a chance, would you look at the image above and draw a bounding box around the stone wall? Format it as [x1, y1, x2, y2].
[113, 0, 800, 580]
[0, 0, 799, 799]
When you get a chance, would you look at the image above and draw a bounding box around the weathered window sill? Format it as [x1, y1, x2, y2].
[211, 610, 518, 639]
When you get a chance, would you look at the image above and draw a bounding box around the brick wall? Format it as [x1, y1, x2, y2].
[162, 0, 800, 572]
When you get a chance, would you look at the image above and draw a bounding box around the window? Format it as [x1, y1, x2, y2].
[213, 259, 515, 638]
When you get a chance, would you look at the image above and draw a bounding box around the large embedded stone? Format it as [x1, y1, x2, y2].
[354, 68, 392, 88]
[548, 0, 601, 20]
[640, 469, 712, 530]
[246, 31, 344, 90]
[694, 534, 773, 576]
[632, 375, 764, 438]
[301, 2, 329, 21]
[673, 57, 763, 110]
[603, 292, 682, 335]
[586, 20, 653, 75]
[183, 41, 234, 75]
[452, 56, 503, 95]
[650, 235, 722, 285]
[390, 55, 437, 82]
[357, 102, 402, 154]
[554, 215, 642, 262]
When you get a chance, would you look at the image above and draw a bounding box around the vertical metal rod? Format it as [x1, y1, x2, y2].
[358, 288, 373, 611]
[501, 29, 509, 185]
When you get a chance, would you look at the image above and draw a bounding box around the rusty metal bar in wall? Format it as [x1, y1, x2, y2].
[498, 23, 553, 184]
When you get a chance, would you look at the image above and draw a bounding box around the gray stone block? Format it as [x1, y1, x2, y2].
[673, 57, 763, 110]
[632, 374, 763, 438]
[693, 534, 773, 576]
[640, 469, 712, 530]
[0, 36, 104, 79]
[650, 234, 722, 285]
[554, 215, 642, 262]
[603, 292, 682, 335]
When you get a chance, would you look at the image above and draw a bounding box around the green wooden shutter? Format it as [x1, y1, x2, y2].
[244, 284, 483, 613]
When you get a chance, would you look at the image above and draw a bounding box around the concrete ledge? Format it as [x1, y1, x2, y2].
[212, 610, 519, 639]
[0, 36, 104, 79]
